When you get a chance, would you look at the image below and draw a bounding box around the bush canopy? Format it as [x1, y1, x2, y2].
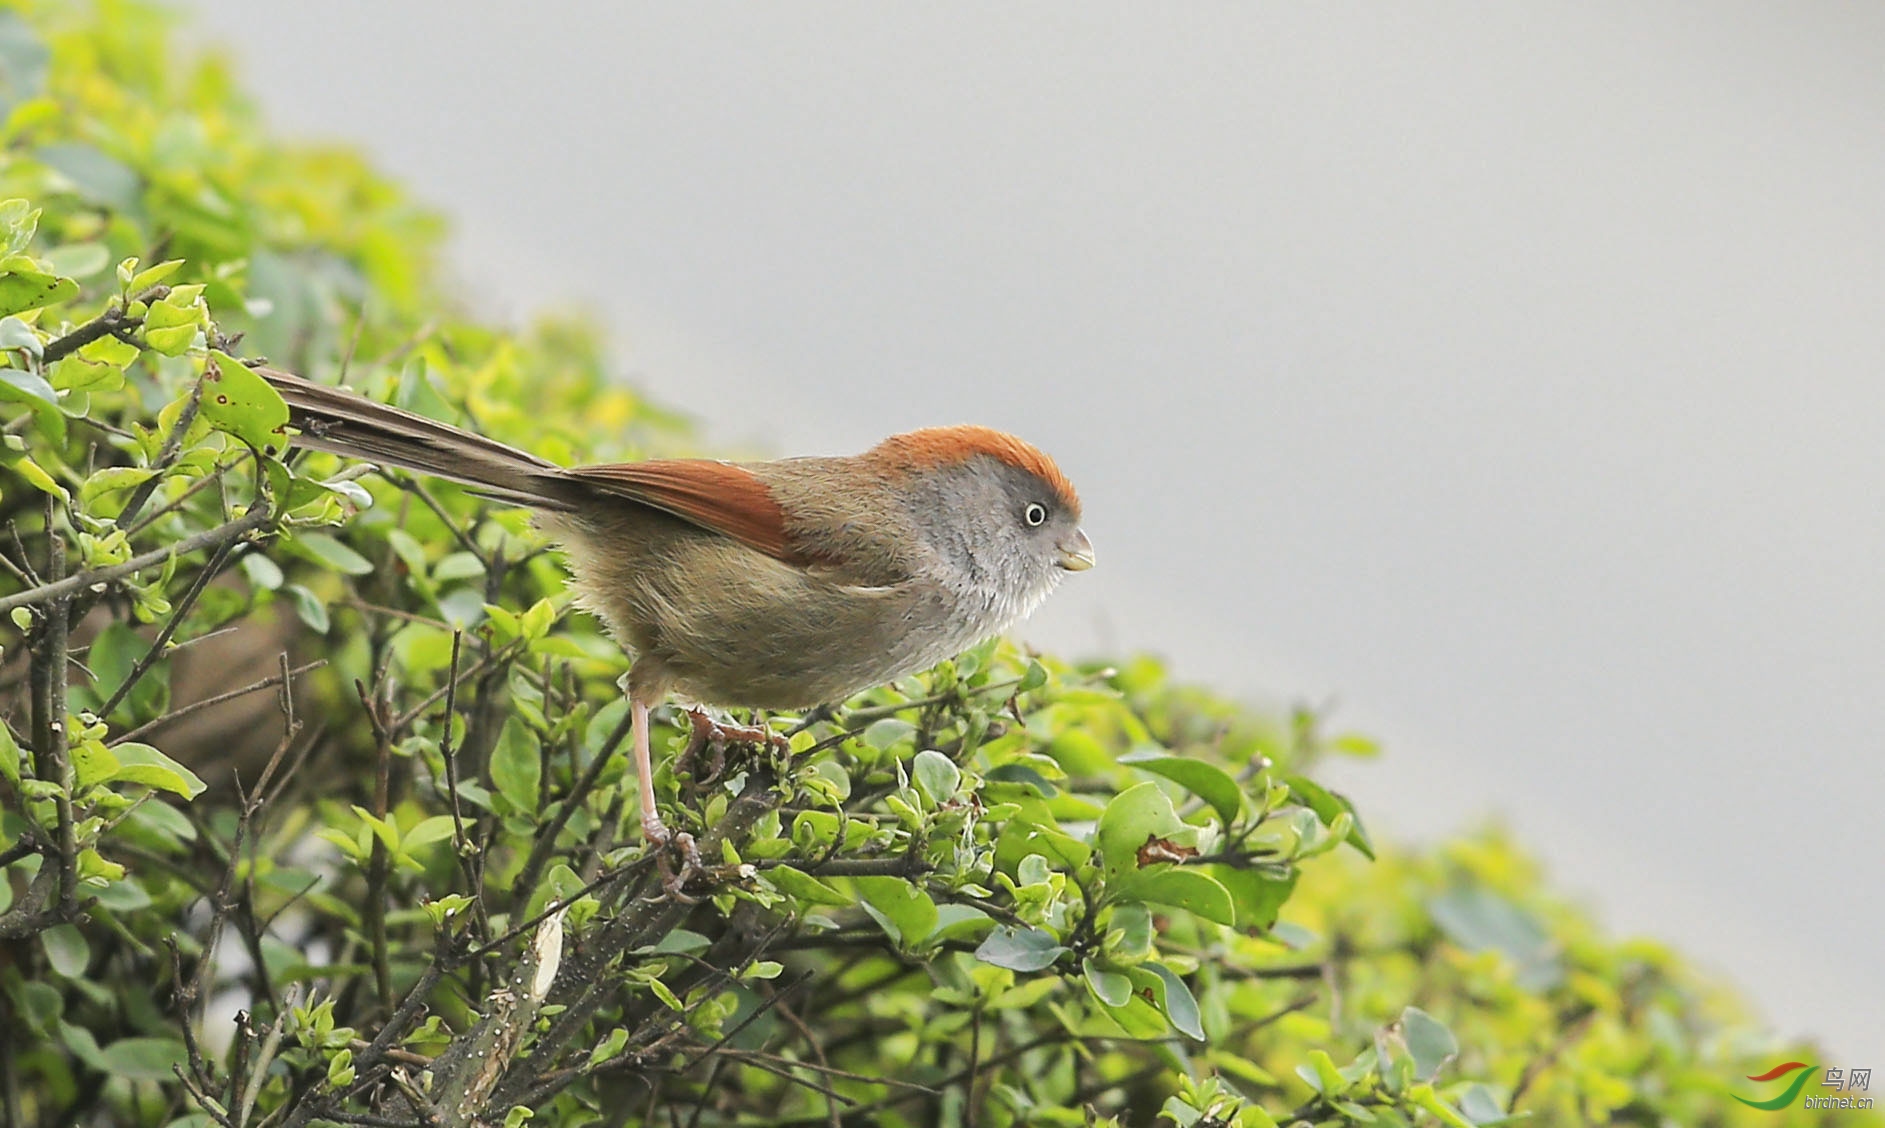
[0, 3, 1870, 1126]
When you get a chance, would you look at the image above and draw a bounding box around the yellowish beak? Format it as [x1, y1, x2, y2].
[1057, 529, 1096, 572]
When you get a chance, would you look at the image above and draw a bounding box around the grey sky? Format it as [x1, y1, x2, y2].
[175, 2, 1883, 1061]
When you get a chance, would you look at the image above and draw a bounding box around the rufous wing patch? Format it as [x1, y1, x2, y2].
[567, 460, 810, 565]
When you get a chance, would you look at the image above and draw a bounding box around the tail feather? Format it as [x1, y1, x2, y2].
[256, 366, 578, 511]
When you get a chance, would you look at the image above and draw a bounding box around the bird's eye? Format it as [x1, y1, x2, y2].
[1023, 502, 1048, 527]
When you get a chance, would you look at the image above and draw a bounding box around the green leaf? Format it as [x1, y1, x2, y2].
[435, 587, 486, 629]
[86, 620, 143, 699]
[385, 527, 428, 577]
[41, 923, 89, 977]
[200, 353, 291, 454]
[588, 1027, 630, 1067]
[128, 258, 185, 293]
[1082, 960, 1131, 1008]
[973, 926, 1067, 972]
[1207, 864, 1297, 932]
[0, 720, 19, 789]
[647, 977, 683, 1012]
[7, 455, 66, 503]
[344, 806, 398, 855]
[855, 876, 937, 947]
[44, 242, 109, 279]
[911, 749, 961, 805]
[143, 290, 204, 330]
[0, 369, 62, 442]
[1147, 963, 1205, 1040]
[1455, 1084, 1520, 1125]
[295, 533, 374, 576]
[433, 551, 485, 582]
[1297, 1049, 1349, 1096]
[1103, 902, 1153, 963]
[1121, 867, 1236, 926]
[59, 1020, 112, 1073]
[0, 314, 41, 356]
[1094, 781, 1189, 883]
[240, 552, 284, 590]
[36, 144, 139, 212]
[401, 815, 458, 851]
[995, 821, 1092, 876]
[77, 333, 138, 367]
[99, 1037, 189, 1082]
[78, 466, 156, 507]
[517, 597, 555, 641]
[929, 903, 993, 944]
[0, 264, 78, 317]
[69, 738, 118, 790]
[0, 200, 34, 254]
[284, 584, 330, 633]
[0, 364, 55, 408]
[0, 12, 50, 113]
[1428, 887, 1563, 990]
[862, 718, 915, 751]
[766, 865, 853, 907]
[394, 356, 456, 422]
[489, 717, 541, 813]
[108, 742, 207, 799]
[15, 980, 61, 1033]
[1400, 1006, 1458, 1080]
[1409, 1083, 1477, 1128]
[1119, 749, 1243, 827]
[141, 323, 197, 355]
[51, 354, 123, 394]
[1284, 774, 1376, 860]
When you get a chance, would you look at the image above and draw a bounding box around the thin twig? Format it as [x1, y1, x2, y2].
[354, 677, 398, 1011]
[113, 370, 207, 531]
[25, 502, 77, 918]
[0, 502, 273, 615]
[95, 538, 236, 717]
[514, 703, 635, 896]
[112, 659, 326, 746]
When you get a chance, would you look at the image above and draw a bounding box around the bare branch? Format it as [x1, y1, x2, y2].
[0, 502, 273, 616]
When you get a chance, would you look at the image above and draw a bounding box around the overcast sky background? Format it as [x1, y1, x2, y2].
[174, 2, 1882, 1061]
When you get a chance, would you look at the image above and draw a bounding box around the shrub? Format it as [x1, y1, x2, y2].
[0, 4, 1871, 1126]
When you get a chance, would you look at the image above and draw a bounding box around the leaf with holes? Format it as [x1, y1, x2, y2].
[200, 352, 290, 454]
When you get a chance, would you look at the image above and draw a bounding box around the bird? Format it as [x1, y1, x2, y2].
[253, 366, 1094, 848]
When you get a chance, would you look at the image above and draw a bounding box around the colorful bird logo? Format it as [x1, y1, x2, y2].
[1734, 1062, 1820, 1110]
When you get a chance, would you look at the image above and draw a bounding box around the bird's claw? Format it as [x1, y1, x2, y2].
[685, 707, 790, 752]
[652, 829, 703, 903]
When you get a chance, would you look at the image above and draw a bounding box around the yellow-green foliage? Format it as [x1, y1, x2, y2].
[0, 4, 1870, 1127]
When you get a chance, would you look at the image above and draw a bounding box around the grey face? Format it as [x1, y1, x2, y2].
[904, 455, 1092, 628]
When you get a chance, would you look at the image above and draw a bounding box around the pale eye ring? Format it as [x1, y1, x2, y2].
[1023, 502, 1048, 527]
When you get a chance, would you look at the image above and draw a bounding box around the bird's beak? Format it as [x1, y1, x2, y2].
[1057, 529, 1096, 572]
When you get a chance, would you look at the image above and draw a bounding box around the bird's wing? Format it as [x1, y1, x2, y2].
[565, 460, 817, 567]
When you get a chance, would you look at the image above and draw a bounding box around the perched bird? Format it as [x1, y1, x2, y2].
[256, 367, 1094, 846]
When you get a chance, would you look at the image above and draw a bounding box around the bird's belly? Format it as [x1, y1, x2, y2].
[656, 579, 991, 708]
[551, 513, 1008, 709]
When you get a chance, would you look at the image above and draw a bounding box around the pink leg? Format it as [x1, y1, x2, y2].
[633, 697, 702, 897]
[632, 699, 671, 845]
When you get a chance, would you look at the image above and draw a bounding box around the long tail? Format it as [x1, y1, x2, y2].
[255, 366, 578, 511]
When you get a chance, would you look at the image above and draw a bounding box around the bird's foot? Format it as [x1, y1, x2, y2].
[685, 707, 791, 752]
[648, 827, 703, 903]
[678, 709, 790, 784]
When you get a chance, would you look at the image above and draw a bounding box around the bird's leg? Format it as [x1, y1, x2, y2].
[633, 697, 704, 899]
[632, 699, 671, 845]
